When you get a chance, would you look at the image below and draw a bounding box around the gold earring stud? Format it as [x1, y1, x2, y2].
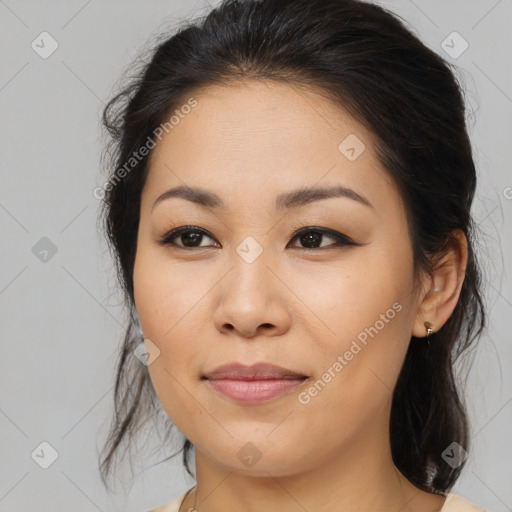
[424, 321, 434, 344]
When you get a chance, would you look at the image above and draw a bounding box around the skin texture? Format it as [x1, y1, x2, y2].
[133, 80, 468, 512]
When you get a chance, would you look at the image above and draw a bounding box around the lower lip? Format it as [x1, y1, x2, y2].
[206, 378, 307, 404]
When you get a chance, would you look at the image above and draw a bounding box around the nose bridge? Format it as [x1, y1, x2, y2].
[235, 233, 267, 267]
[230, 233, 274, 296]
[212, 233, 291, 336]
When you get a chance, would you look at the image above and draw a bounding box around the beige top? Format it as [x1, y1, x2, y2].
[147, 490, 487, 512]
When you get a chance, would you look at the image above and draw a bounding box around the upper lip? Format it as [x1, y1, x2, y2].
[203, 363, 308, 380]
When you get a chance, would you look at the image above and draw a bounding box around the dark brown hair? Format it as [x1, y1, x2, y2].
[97, 0, 486, 494]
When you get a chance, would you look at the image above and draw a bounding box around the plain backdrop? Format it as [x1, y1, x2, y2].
[0, 0, 511, 511]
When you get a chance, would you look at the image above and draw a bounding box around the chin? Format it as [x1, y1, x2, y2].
[196, 435, 319, 478]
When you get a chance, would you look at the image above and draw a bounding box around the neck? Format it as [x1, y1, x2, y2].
[181, 409, 437, 512]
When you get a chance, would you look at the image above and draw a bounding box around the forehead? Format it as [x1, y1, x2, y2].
[151, 80, 373, 161]
[144, 80, 401, 218]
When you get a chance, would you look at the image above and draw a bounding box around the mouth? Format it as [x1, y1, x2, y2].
[202, 362, 309, 404]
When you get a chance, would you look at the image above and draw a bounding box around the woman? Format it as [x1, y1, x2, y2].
[97, 0, 488, 510]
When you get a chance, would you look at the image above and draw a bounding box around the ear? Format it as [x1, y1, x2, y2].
[412, 229, 468, 338]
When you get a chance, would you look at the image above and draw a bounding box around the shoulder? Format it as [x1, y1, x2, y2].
[145, 490, 189, 512]
[442, 493, 487, 512]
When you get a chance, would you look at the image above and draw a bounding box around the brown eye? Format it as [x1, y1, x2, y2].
[159, 226, 219, 248]
[287, 227, 358, 250]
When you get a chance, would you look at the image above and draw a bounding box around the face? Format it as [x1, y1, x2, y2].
[133, 80, 424, 477]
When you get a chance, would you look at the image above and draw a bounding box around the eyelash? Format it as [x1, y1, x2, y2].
[158, 225, 360, 251]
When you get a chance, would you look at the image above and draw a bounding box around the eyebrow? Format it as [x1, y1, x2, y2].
[152, 184, 374, 212]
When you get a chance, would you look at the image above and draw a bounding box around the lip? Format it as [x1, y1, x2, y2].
[203, 363, 309, 404]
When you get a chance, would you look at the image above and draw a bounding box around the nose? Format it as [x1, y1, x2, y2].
[211, 254, 292, 339]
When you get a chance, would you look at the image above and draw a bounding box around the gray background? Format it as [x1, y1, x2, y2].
[0, 0, 510, 511]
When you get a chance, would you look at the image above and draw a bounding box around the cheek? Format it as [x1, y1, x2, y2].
[133, 245, 204, 339]
[298, 245, 412, 347]
[298, 246, 414, 408]
[294, 300, 410, 459]
[133, 248, 213, 427]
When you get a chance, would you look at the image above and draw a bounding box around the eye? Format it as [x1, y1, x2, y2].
[158, 226, 360, 250]
[158, 226, 219, 249]
[286, 227, 359, 250]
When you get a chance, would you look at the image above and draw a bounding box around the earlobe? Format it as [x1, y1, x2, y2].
[411, 229, 468, 338]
